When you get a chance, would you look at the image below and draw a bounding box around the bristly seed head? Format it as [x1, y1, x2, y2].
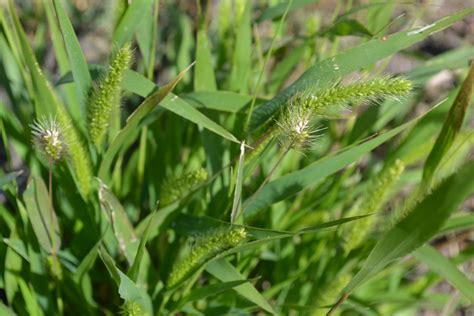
[30, 115, 67, 162]
[276, 96, 323, 149]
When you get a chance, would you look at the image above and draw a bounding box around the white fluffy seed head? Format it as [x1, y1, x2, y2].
[30, 115, 67, 162]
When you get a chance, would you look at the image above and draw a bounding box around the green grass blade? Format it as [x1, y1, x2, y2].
[206, 259, 276, 314]
[98, 244, 120, 286]
[0, 171, 21, 188]
[229, 1, 251, 93]
[249, 7, 474, 130]
[74, 243, 99, 283]
[257, 0, 317, 22]
[341, 159, 474, 298]
[421, 64, 474, 189]
[441, 214, 474, 234]
[118, 270, 153, 314]
[414, 245, 474, 302]
[243, 113, 422, 218]
[43, 0, 81, 122]
[98, 181, 138, 264]
[23, 176, 60, 254]
[53, 0, 92, 115]
[230, 142, 245, 224]
[194, 15, 216, 91]
[0, 302, 16, 316]
[177, 279, 250, 310]
[128, 204, 158, 282]
[113, 0, 153, 47]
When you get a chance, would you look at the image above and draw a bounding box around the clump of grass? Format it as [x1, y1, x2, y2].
[88, 43, 132, 148]
[167, 227, 247, 288]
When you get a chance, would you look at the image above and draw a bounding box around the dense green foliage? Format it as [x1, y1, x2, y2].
[0, 1, 473, 315]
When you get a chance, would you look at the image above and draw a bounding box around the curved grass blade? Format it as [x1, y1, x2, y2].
[250, 7, 474, 130]
[421, 64, 474, 189]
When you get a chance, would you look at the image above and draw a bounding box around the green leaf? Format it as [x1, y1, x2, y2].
[194, 18, 217, 91]
[342, 159, 474, 296]
[23, 176, 60, 254]
[257, 0, 318, 22]
[321, 19, 372, 38]
[249, 7, 474, 130]
[98, 181, 139, 264]
[2, 239, 30, 263]
[183, 91, 254, 113]
[0, 171, 21, 188]
[43, 0, 81, 122]
[177, 279, 250, 310]
[0, 302, 16, 316]
[441, 214, 474, 234]
[118, 270, 153, 315]
[229, 1, 251, 93]
[53, 0, 92, 115]
[128, 204, 158, 282]
[113, 0, 153, 47]
[18, 279, 43, 316]
[422, 64, 474, 189]
[414, 245, 474, 302]
[74, 243, 100, 283]
[243, 114, 421, 218]
[206, 259, 276, 314]
[98, 244, 120, 286]
[230, 142, 246, 224]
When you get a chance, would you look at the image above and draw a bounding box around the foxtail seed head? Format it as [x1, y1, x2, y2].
[31, 115, 67, 162]
[167, 227, 247, 288]
[88, 43, 132, 148]
[299, 76, 412, 118]
[160, 168, 208, 206]
[276, 97, 324, 149]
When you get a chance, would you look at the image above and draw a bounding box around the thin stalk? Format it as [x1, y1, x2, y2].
[243, 0, 293, 132]
[48, 159, 63, 315]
